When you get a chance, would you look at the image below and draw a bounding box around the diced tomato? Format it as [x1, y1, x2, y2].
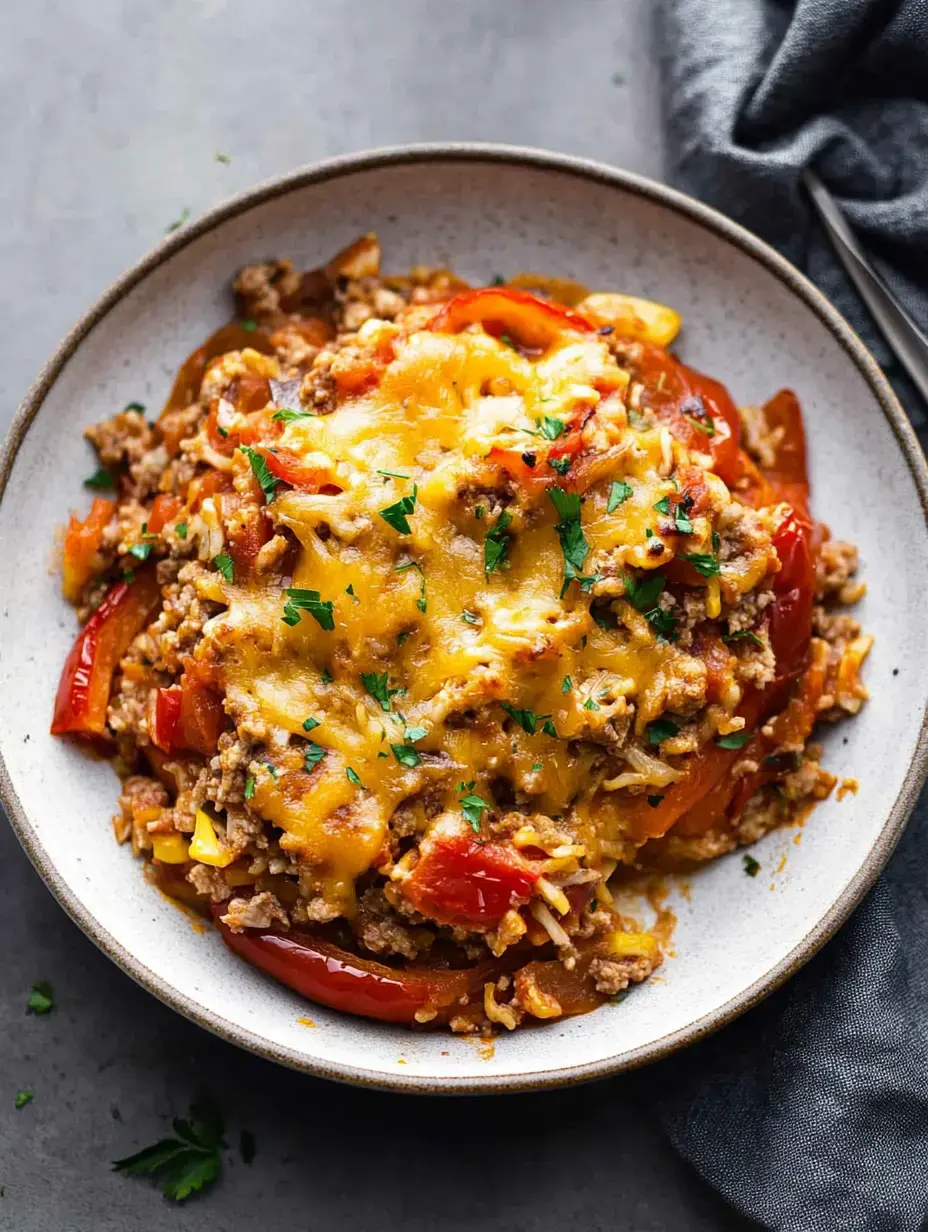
[147, 494, 183, 534]
[151, 667, 226, 758]
[402, 830, 541, 928]
[220, 496, 273, 577]
[428, 287, 593, 352]
[186, 469, 233, 511]
[212, 911, 503, 1025]
[51, 569, 162, 737]
[254, 446, 339, 493]
[62, 497, 115, 603]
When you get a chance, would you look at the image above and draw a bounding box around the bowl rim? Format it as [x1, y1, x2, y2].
[2, 141, 927, 1094]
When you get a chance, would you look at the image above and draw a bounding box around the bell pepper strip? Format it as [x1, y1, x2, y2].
[428, 287, 594, 352]
[146, 493, 183, 534]
[61, 497, 115, 603]
[254, 446, 339, 492]
[212, 912, 504, 1025]
[51, 569, 162, 737]
[757, 389, 810, 514]
[151, 664, 226, 757]
[402, 830, 542, 928]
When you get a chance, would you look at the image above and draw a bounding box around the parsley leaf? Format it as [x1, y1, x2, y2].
[395, 559, 427, 611]
[213, 553, 234, 582]
[547, 486, 590, 594]
[647, 717, 681, 745]
[281, 588, 335, 630]
[165, 207, 190, 234]
[561, 675, 572, 693]
[321, 668, 333, 684]
[302, 716, 320, 732]
[241, 318, 257, 332]
[401, 726, 425, 744]
[243, 776, 255, 800]
[716, 730, 752, 749]
[378, 485, 418, 534]
[85, 466, 115, 490]
[743, 854, 761, 877]
[653, 495, 671, 515]
[345, 584, 359, 603]
[376, 468, 411, 479]
[303, 743, 325, 769]
[272, 407, 312, 423]
[391, 744, 421, 768]
[239, 445, 279, 502]
[26, 981, 53, 1015]
[175, 522, 188, 539]
[457, 780, 476, 792]
[484, 510, 513, 577]
[537, 416, 566, 441]
[680, 552, 719, 577]
[623, 571, 677, 641]
[361, 671, 400, 712]
[548, 455, 572, 476]
[112, 1098, 225, 1202]
[15, 1089, 34, 1109]
[500, 703, 556, 737]
[583, 697, 601, 711]
[607, 481, 632, 513]
[461, 609, 479, 624]
[215, 152, 231, 165]
[124, 401, 146, 414]
[129, 538, 154, 561]
[460, 793, 489, 832]
[346, 767, 364, 788]
[724, 629, 763, 647]
[682, 395, 715, 437]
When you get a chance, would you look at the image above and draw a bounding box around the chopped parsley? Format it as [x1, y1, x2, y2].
[647, 717, 680, 745]
[124, 401, 146, 414]
[499, 333, 517, 350]
[281, 588, 335, 630]
[623, 571, 676, 641]
[654, 493, 693, 535]
[461, 610, 479, 624]
[395, 559, 427, 612]
[241, 318, 257, 332]
[460, 793, 489, 832]
[547, 486, 591, 595]
[112, 1098, 225, 1202]
[682, 395, 715, 437]
[26, 981, 54, 1015]
[607, 481, 633, 513]
[724, 629, 763, 647]
[215, 152, 231, 165]
[272, 407, 312, 423]
[361, 671, 400, 713]
[531, 761, 543, 772]
[680, 552, 720, 577]
[84, 466, 115, 490]
[475, 504, 486, 520]
[243, 776, 255, 800]
[457, 780, 476, 792]
[653, 495, 671, 515]
[129, 524, 157, 561]
[345, 584, 359, 603]
[15, 1089, 33, 1110]
[346, 767, 364, 788]
[396, 630, 412, 646]
[376, 468, 411, 479]
[404, 725, 427, 743]
[175, 522, 188, 539]
[548, 455, 572, 476]
[239, 445, 278, 502]
[561, 675, 572, 693]
[391, 744, 420, 768]
[165, 207, 190, 234]
[484, 510, 513, 577]
[213, 553, 234, 582]
[302, 716, 320, 732]
[490, 274, 505, 286]
[537, 416, 566, 440]
[378, 485, 418, 534]
[303, 743, 325, 769]
[263, 762, 279, 783]
[743, 854, 761, 877]
[583, 697, 601, 711]
[320, 668, 333, 684]
[716, 730, 752, 749]
[500, 702, 557, 737]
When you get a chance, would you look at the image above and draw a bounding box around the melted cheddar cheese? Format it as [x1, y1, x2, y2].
[196, 308, 778, 913]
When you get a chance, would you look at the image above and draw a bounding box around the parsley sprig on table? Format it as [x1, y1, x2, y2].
[26, 981, 54, 1014]
[112, 1099, 228, 1202]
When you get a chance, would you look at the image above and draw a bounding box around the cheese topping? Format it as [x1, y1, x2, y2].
[199, 312, 776, 911]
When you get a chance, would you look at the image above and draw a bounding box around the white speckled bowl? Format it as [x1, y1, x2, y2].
[2, 145, 927, 1093]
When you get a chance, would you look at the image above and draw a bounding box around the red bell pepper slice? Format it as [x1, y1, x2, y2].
[428, 287, 594, 352]
[402, 830, 541, 928]
[151, 667, 226, 757]
[51, 569, 162, 737]
[212, 914, 502, 1025]
[62, 497, 115, 603]
[255, 446, 337, 492]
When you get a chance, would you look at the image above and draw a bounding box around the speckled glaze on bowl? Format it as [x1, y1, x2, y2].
[2, 145, 927, 1094]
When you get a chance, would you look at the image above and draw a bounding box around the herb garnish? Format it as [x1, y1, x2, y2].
[647, 795, 664, 808]
[243, 776, 255, 800]
[461, 610, 479, 624]
[583, 697, 601, 711]
[607, 481, 633, 513]
[15, 1089, 33, 1110]
[239, 445, 278, 502]
[403, 726, 426, 743]
[395, 559, 427, 612]
[378, 485, 418, 534]
[547, 486, 591, 595]
[724, 629, 763, 647]
[647, 717, 680, 745]
[500, 703, 557, 737]
[623, 571, 676, 641]
[376, 468, 411, 479]
[84, 467, 115, 490]
[716, 730, 752, 749]
[215, 152, 231, 165]
[682, 395, 715, 437]
[345, 584, 359, 603]
[302, 716, 320, 732]
[561, 675, 572, 693]
[303, 743, 325, 769]
[460, 792, 490, 832]
[112, 1098, 225, 1202]
[26, 982, 53, 1015]
[391, 744, 420, 768]
[346, 767, 364, 788]
[743, 854, 761, 877]
[241, 319, 257, 332]
[165, 207, 191, 234]
[281, 588, 335, 630]
[361, 672, 401, 713]
[272, 407, 312, 423]
[537, 416, 566, 441]
[213, 553, 234, 583]
[680, 552, 719, 577]
[484, 510, 513, 577]
[125, 401, 146, 414]
[175, 522, 188, 539]
[548, 455, 572, 476]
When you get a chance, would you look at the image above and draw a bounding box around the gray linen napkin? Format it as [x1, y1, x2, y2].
[652, 2, 928, 1228]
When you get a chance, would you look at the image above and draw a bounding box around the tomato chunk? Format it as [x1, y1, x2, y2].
[403, 830, 541, 927]
[428, 287, 593, 352]
[62, 497, 114, 603]
[152, 668, 226, 757]
[213, 913, 501, 1025]
[51, 570, 162, 737]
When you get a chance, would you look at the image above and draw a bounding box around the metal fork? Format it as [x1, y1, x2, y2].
[803, 169, 928, 405]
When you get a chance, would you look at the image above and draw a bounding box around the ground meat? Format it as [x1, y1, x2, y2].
[221, 891, 289, 932]
[233, 259, 302, 324]
[107, 676, 152, 743]
[589, 954, 656, 996]
[783, 756, 836, 803]
[299, 349, 338, 413]
[186, 863, 233, 902]
[816, 539, 865, 604]
[354, 888, 434, 960]
[85, 408, 155, 468]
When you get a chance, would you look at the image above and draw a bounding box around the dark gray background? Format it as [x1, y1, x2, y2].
[0, 3, 752, 1228]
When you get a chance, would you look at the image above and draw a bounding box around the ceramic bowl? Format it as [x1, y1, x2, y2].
[2, 145, 927, 1093]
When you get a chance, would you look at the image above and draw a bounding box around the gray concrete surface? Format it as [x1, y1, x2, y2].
[0, 3, 753, 1229]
